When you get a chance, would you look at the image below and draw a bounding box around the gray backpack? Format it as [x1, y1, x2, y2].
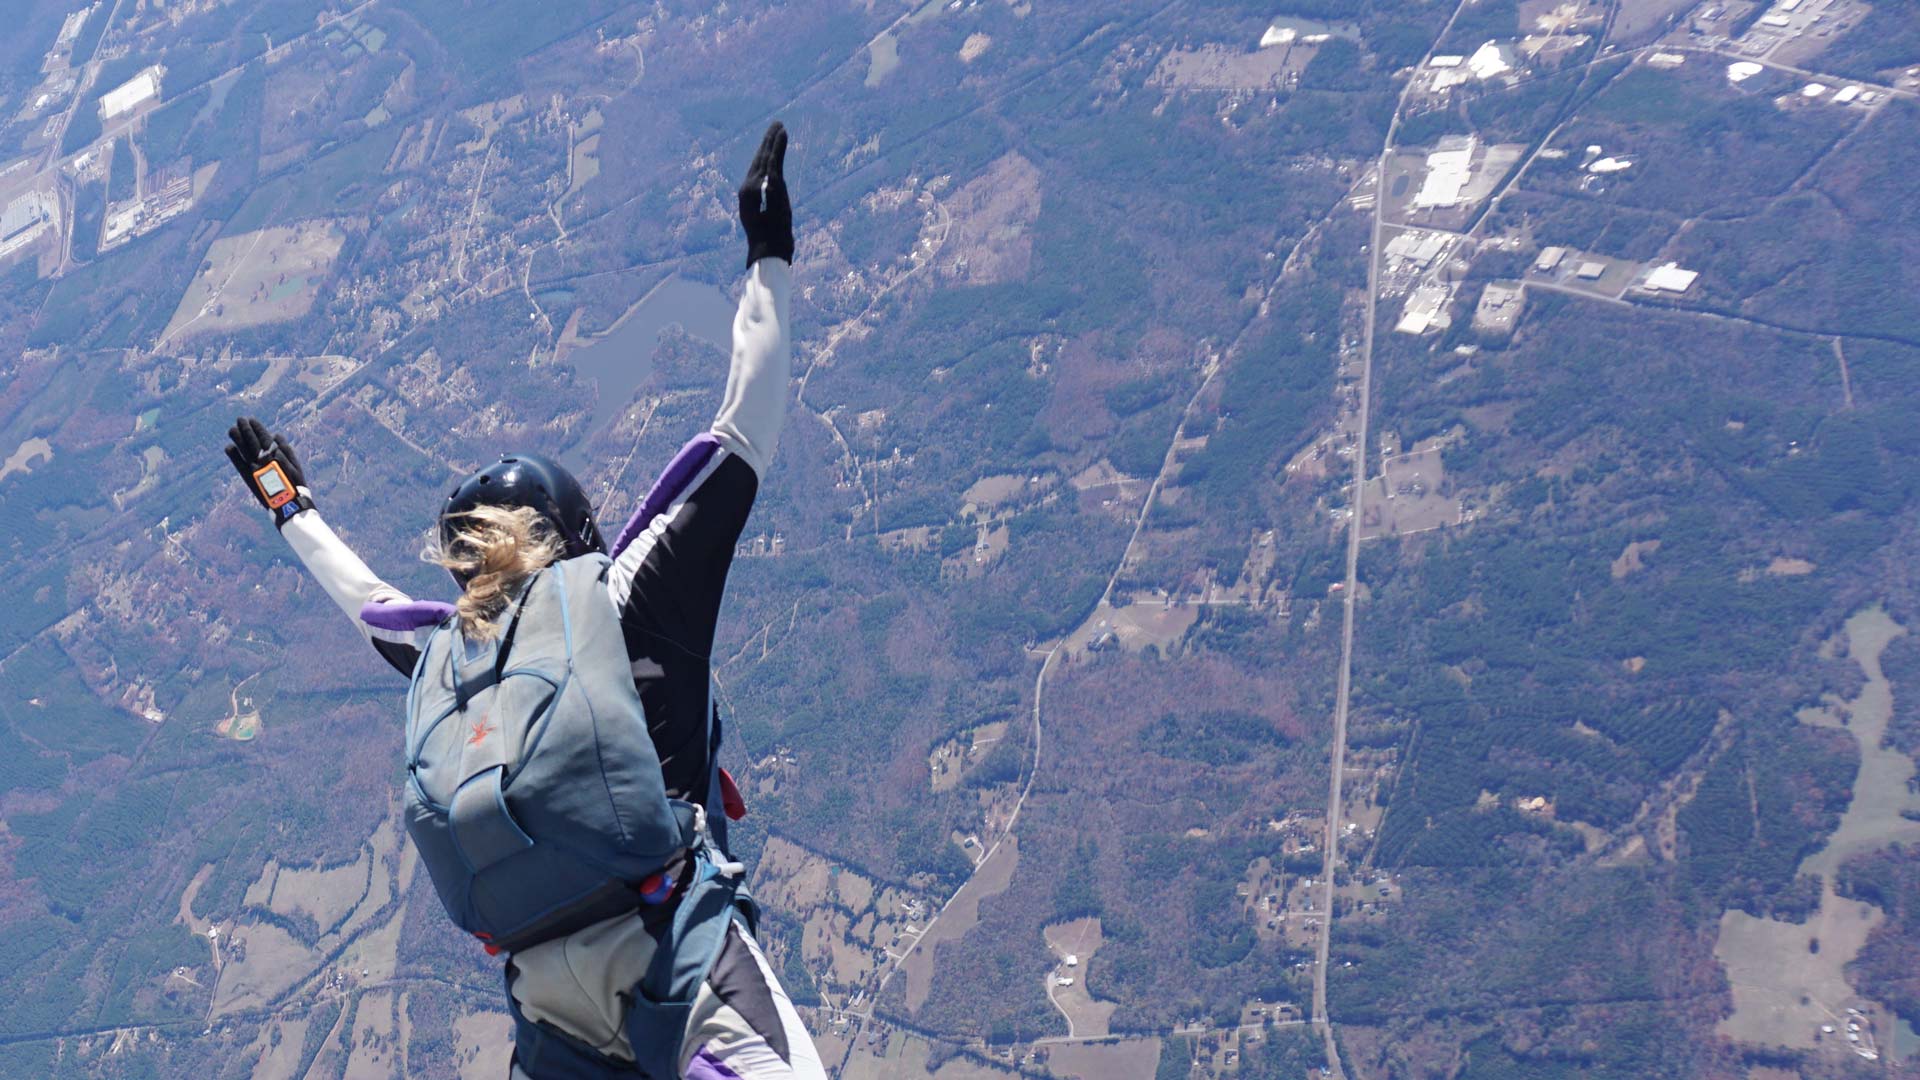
[402, 554, 700, 953]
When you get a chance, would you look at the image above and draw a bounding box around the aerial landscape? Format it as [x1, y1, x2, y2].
[1, 0, 1919, 1076]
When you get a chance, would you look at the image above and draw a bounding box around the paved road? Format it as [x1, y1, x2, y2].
[1310, 2, 1484, 1074]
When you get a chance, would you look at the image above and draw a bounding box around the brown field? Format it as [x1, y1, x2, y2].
[294, 354, 362, 394]
[930, 721, 1011, 792]
[758, 836, 932, 1000]
[843, 1031, 1023, 1080]
[962, 473, 1031, 513]
[1044, 917, 1117, 1036]
[1611, 539, 1661, 579]
[1717, 887, 1884, 1048]
[1607, 0, 1693, 42]
[456, 95, 526, 153]
[266, 848, 373, 934]
[565, 108, 604, 199]
[1044, 1038, 1163, 1080]
[1717, 608, 1920, 1052]
[905, 837, 1018, 1014]
[163, 221, 346, 343]
[0, 436, 52, 481]
[1149, 43, 1317, 91]
[237, 355, 295, 400]
[1361, 438, 1462, 539]
[209, 921, 310, 1015]
[245, 1015, 315, 1080]
[940, 153, 1041, 285]
[454, 1011, 514, 1080]
[1062, 597, 1201, 659]
[343, 989, 399, 1080]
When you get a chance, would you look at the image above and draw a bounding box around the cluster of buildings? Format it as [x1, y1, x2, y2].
[1425, 40, 1515, 91]
[0, 191, 54, 257]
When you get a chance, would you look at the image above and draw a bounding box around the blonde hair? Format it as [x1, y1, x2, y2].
[429, 505, 566, 642]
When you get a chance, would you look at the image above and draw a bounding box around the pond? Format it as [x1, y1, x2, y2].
[564, 275, 734, 457]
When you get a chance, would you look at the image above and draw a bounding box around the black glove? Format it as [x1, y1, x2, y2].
[738, 121, 794, 269]
[224, 416, 314, 528]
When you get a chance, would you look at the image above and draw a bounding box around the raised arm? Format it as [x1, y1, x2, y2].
[225, 417, 450, 676]
[607, 121, 795, 563]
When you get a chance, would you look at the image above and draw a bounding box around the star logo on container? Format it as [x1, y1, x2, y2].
[469, 717, 494, 746]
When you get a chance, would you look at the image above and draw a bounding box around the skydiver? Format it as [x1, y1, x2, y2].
[222, 123, 825, 1080]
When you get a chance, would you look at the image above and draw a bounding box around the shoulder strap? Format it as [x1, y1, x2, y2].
[448, 570, 541, 710]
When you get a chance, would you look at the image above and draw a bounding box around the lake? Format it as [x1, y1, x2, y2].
[564, 275, 733, 457]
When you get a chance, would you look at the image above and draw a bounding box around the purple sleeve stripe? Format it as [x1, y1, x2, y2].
[685, 1049, 745, 1080]
[360, 599, 457, 632]
[610, 433, 723, 558]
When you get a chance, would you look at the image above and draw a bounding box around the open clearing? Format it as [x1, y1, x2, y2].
[1044, 917, 1116, 1037]
[244, 1013, 314, 1080]
[1716, 607, 1920, 1051]
[842, 1030, 1021, 1080]
[756, 836, 930, 1002]
[454, 1012, 514, 1080]
[344, 989, 399, 1079]
[565, 108, 604, 200]
[215, 672, 262, 741]
[940, 153, 1041, 286]
[254, 846, 372, 935]
[1044, 1038, 1163, 1080]
[162, 221, 345, 343]
[905, 836, 1018, 1014]
[1149, 41, 1319, 91]
[0, 436, 51, 481]
[929, 720, 1009, 792]
[1362, 439, 1462, 539]
[1061, 595, 1201, 658]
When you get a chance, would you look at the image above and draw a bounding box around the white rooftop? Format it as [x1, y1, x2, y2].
[1412, 142, 1475, 209]
[1588, 156, 1632, 174]
[1429, 54, 1465, 68]
[1727, 61, 1765, 83]
[100, 67, 162, 120]
[1396, 286, 1453, 335]
[1644, 263, 1699, 293]
[1833, 85, 1861, 103]
[1468, 41, 1512, 80]
[1802, 82, 1829, 97]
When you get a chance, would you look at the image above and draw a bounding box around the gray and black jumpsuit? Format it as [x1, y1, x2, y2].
[278, 259, 825, 1079]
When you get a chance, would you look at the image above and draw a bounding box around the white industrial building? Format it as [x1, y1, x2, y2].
[1467, 41, 1512, 81]
[1642, 263, 1700, 294]
[1396, 285, 1454, 335]
[99, 66, 163, 120]
[1412, 136, 1475, 209]
[1385, 228, 1452, 269]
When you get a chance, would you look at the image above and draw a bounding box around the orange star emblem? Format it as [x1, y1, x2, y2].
[468, 718, 494, 746]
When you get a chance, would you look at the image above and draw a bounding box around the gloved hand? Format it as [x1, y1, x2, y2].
[224, 416, 314, 528]
[737, 121, 793, 269]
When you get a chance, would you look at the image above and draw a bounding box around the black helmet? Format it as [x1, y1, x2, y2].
[440, 453, 605, 580]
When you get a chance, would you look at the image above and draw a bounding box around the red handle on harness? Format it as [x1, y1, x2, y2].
[718, 767, 747, 821]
